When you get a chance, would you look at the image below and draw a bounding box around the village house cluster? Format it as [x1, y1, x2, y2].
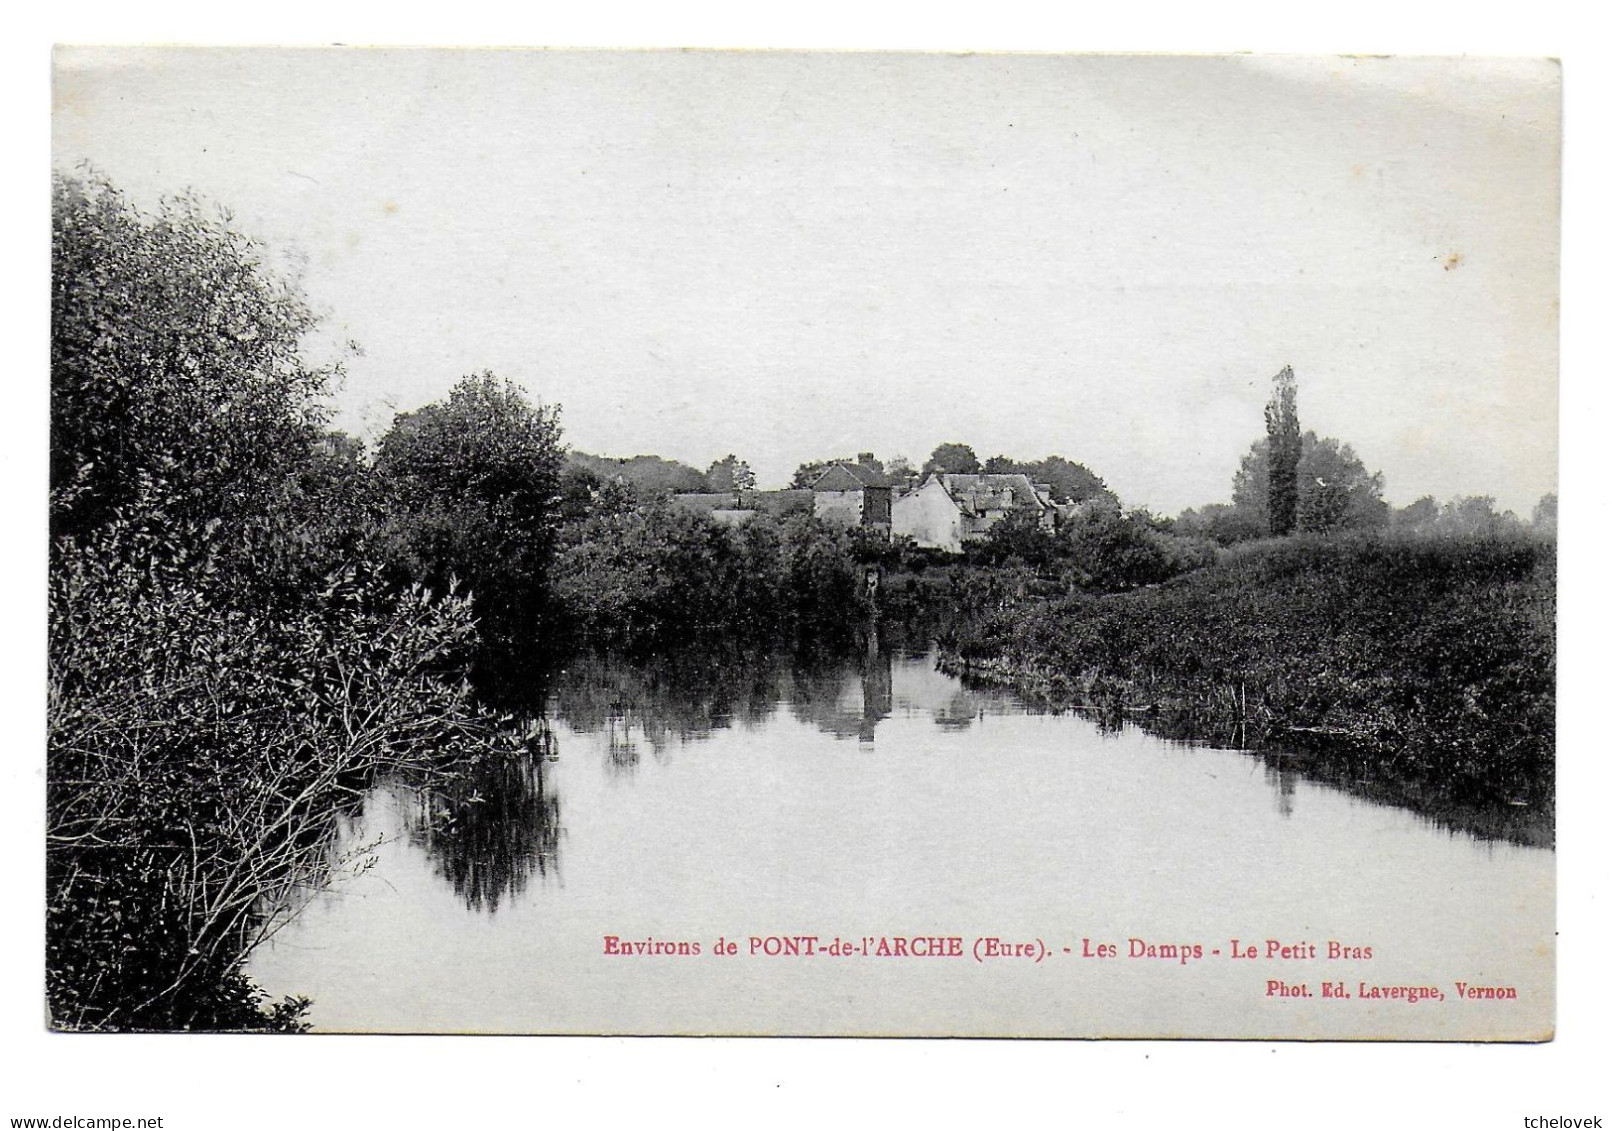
[673, 460, 1061, 553]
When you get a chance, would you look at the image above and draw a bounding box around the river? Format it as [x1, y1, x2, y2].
[247, 640, 1553, 1039]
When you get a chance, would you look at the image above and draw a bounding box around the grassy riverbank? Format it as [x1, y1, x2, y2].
[933, 531, 1556, 845]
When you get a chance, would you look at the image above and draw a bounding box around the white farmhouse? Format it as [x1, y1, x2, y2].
[890, 473, 1054, 553]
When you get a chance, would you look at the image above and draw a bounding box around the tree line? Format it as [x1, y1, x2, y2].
[1173, 366, 1554, 547]
[783, 446, 1117, 507]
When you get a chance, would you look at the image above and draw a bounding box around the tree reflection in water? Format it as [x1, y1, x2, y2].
[405, 628, 1050, 912]
[554, 642, 793, 764]
[555, 634, 911, 756]
[405, 749, 562, 914]
[786, 642, 888, 742]
[1264, 758, 1299, 819]
[556, 627, 1034, 763]
[407, 623, 1549, 918]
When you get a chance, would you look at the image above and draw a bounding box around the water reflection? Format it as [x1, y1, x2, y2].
[552, 646, 788, 761]
[1264, 758, 1299, 819]
[405, 752, 563, 914]
[247, 635, 1554, 1037]
[403, 639, 1051, 912]
[403, 634, 1547, 921]
[950, 671, 1552, 849]
[554, 636, 1035, 758]
[786, 642, 892, 743]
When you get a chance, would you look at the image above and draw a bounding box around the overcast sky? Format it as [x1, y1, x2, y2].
[52, 49, 1559, 514]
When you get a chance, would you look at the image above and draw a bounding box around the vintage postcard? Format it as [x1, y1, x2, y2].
[47, 48, 1558, 1038]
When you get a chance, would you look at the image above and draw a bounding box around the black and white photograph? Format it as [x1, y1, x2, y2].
[14, 9, 1611, 1124]
[42, 47, 1564, 1046]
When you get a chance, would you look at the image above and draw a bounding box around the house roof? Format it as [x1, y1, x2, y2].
[938, 473, 1050, 515]
[810, 463, 891, 490]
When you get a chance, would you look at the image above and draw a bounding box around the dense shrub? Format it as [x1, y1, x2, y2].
[51, 173, 333, 543]
[963, 505, 1216, 591]
[940, 530, 1555, 837]
[552, 502, 772, 643]
[550, 507, 876, 647]
[969, 510, 1063, 570]
[778, 513, 871, 629]
[1060, 505, 1215, 590]
[48, 172, 520, 1030]
[48, 509, 511, 1030]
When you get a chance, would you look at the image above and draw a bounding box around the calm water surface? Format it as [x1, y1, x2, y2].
[249, 643, 1553, 1038]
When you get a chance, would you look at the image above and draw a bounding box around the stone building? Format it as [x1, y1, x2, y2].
[808, 463, 892, 533]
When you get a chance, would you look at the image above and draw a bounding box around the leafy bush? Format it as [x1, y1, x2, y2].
[51, 172, 334, 543]
[1060, 504, 1216, 591]
[969, 510, 1062, 570]
[49, 171, 521, 1030]
[48, 509, 511, 1030]
[550, 507, 876, 647]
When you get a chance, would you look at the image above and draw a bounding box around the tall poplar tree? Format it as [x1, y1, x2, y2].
[1264, 365, 1301, 536]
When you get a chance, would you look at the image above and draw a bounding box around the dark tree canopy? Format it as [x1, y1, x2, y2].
[374, 372, 564, 646]
[50, 171, 388, 611]
[1263, 365, 1302, 536]
[923, 442, 982, 476]
[48, 171, 510, 1032]
[1059, 504, 1216, 591]
[569, 451, 709, 494]
[377, 373, 562, 530]
[51, 171, 334, 539]
[982, 454, 1116, 505]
